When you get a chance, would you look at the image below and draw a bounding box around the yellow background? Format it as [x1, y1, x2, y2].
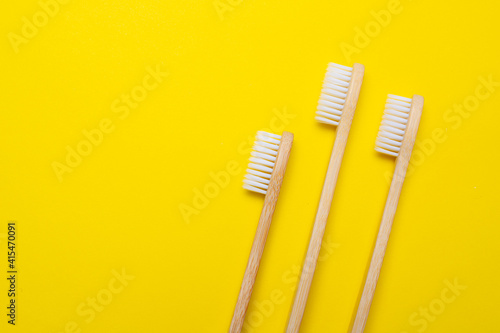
[1, 0, 499, 332]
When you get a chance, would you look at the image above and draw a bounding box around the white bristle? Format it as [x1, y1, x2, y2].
[315, 62, 353, 126]
[375, 94, 413, 157]
[243, 131, 281, 195]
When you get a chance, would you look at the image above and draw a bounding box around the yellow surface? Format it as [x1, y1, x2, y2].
[1, 0, 499, 332]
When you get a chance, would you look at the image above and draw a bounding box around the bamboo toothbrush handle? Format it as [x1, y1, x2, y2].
[351, 95, 424, 333]
[229, 132, 293, 333]
[287, 64, 364, 333]
[350, 158, 406, 333]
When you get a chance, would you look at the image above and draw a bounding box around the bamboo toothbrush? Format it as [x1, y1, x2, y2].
[229, 130, 294, 333]
[287, 62, 364, 333]
[351, 94, 424, 333]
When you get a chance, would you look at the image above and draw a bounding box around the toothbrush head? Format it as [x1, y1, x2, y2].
[375, 94, 414, 157]
[315, 62, 354, 126]
[243, 131, 282, 195]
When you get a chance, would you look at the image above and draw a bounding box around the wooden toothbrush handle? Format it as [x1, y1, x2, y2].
[287, 64, 364, 333]
[229, 132, 293, 333]
[351, 95, 424, 333]
[350, 159, 407, 333]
